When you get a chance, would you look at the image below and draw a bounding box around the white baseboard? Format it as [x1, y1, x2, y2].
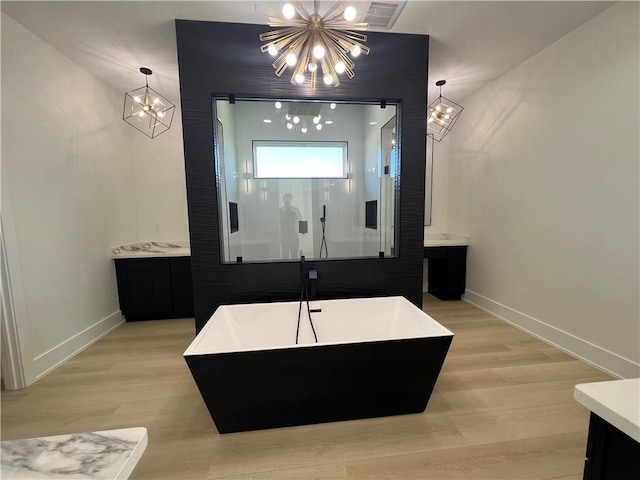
[463, 290, 639, 379]
[33, 311, 124, 381]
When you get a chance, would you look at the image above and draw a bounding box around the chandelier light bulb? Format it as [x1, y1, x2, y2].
[301, 126, 308, 133]
[286, 52, 297, 66]
[138, 111, 145, 118]
[259, 1, 370, 92]
[287, 123, 293, 129]
[293, 116, 300, 124]
[153, 98, 160, 104]
[143, 105, 150, 111]
[133, 96, 141, 103]
[343, 6, 357, 22]
[446, 107, 453, 114]
[313, 116, 320, 124]
[275, 101, 282, 109]
[325, 120, 333, 124]
[435, 105, 442, 112]
[313, 44, 325, 59]
[444, 114, 451, 120]
[158, 111, 165, 118]
[285, 114, 291, 120]
[282, 3, 295, 19]
[295, 73, 305, 84]
[316, 123, 323, 130]
[330, 103, 336, 109]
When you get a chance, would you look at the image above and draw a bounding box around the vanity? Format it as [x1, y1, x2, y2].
[574, 378, 640, 480]
[0, 427, 148, 479]
[423, 232, 469, 300]
[112, 242, 193, 321]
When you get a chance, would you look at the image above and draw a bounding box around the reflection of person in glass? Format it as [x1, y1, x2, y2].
[280, 193, 303, 259]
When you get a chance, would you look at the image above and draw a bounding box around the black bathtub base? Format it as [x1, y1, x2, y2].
[185, 335, 452, 434]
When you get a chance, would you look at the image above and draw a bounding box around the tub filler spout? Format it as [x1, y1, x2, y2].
[297, 256, 318, 344]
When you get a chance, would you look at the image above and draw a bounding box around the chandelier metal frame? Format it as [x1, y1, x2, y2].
[123, 67, 175, 139]
[427, 80, 464, 142]
[258, 1, 370, 92]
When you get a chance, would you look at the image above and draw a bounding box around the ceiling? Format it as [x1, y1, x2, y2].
[1, 1, 614, 106]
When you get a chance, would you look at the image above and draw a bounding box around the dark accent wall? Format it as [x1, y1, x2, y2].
[175, 21, 429, 332]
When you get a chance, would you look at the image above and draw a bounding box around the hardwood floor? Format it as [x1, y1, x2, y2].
[1, 295, 612, 479]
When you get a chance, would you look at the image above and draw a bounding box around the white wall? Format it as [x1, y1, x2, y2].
[132, 113, 189, 242]
[426, 136, 450, 233]
[1, 14, 140, 387]
[447, 3, 639, 378]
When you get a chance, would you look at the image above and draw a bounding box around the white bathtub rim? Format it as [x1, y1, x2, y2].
[184, 296, 454, 357]
[184, 335, 454, 356]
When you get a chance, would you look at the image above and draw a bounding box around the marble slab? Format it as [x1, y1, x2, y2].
[1, 427, 148, 479]
[424, 231, 470, 247]
[111, 241, 190, 258]
[574, 378, 640, 442]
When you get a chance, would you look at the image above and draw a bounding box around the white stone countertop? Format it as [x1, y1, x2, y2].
[111, 241, 190, 259]
[574, 378, 640, 442]
[424, 231, 470, 247]
[0, 427, 148, 479]
[111, 234, 470, 257]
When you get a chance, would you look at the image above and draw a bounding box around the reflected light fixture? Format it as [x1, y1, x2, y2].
[258, 1, 369, 92]
[123, 67, 175, 138]
[274, 100, 335, 133]
[427, 80, 463, 142]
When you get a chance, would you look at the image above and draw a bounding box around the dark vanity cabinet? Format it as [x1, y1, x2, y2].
[583, 413, 640, 480]
[424, 246, 468, 300]
[114, 257, 194, 321]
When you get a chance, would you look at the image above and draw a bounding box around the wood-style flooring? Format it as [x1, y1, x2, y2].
[1, 294, 612, 479]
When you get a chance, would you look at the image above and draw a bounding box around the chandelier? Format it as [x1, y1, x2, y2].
[123, 67, 175, 138]
[427, 80, 464, 142]
[258, 1, 369, 92]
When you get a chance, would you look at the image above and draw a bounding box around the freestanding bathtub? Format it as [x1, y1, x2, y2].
[184, 296, 453, 433]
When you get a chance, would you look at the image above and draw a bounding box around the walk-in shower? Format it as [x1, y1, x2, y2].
[214, 98, 400, 263]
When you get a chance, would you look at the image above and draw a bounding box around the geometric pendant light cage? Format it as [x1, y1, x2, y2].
[123, 67, 175, 138]
[427, 80, 463, 142]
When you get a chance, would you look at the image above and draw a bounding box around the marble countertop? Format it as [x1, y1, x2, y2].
[1, 427, 148, 479]
[574, 378, 640, 442]
[111, 241, 190, 259]
[111, 233, 469, 257]
[424, 231, 470, 247]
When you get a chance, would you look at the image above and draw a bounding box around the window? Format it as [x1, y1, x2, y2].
[253, 141, 348, 179]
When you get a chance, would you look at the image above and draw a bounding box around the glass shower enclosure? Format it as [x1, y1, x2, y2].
[214, 97, 400, 263]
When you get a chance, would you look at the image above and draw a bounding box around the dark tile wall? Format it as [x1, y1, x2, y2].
[175, 20, 429, 332]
